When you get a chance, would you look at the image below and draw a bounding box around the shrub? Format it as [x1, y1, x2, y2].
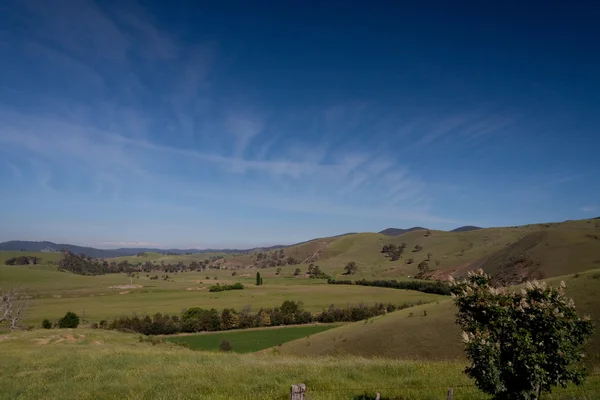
[58, 312, 80, 328]
[209, 283, 244, 292]
[219, 340, 232, 352]
[451, 270, 594, 400]
[41, 319, 52, 329]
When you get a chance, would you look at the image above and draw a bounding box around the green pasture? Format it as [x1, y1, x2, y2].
[167, 324, 338, 353]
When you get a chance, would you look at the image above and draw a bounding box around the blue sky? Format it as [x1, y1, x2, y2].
[0, 1, 599, 249]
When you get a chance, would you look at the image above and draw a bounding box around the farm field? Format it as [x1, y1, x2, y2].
[0, 264, 445, 325]
[1, 329, 599, 400]
[167, 324, 338, 353]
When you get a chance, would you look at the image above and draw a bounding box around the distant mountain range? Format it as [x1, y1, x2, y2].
[1, 226, 484, 258]
[450, 225, 483, 232]
[0, 241, 281, 258]
[378, 225, 483, 236]
[378, 227, 428, 236]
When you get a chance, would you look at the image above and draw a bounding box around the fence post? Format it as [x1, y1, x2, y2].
[447, 387, 453, 400]
[290, 383, 306, 400]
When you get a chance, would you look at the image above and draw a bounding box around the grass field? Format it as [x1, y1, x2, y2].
[167, 324, 338, 353]
[1, 329, 598, 400]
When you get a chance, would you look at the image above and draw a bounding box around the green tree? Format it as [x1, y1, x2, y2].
[256, 272, 261, 286]
[416, 261, 429, 278]
[344, 261, 359, 275]
[42, 319, 52, 329]
[58, 311, 80, 329]
[293, 268, 301, 276]
[280, 300, 299, 315]
[450, 270, 594, 400]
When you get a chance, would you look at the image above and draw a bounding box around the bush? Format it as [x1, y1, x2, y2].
[42, 319, 52, 329]
[219, 340, 232, 352]
[58, 312, 80, 328]
[209, 283, 244, 292]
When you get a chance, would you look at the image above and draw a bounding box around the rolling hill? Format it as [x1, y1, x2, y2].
[277, 269, 600, 365]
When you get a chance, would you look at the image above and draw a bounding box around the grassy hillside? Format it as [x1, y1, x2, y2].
[241, 218, 600, 282]
[1, 329, 598, 400]
[278, 269, 600, 365]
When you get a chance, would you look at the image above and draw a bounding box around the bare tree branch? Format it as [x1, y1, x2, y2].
[0, 287, 30, 331]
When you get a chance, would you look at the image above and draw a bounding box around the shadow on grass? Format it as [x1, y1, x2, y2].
[352, 393, 394, 400]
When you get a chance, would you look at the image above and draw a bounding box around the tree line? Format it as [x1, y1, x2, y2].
[99, 300, 422, 335]
[55, 251, 219, 276]
[4, 256, 41, 265]
[327, 278, 451, 295]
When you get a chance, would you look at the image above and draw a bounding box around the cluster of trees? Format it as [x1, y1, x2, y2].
[208, 283, 244, 292]
[101, 300, 409, 335]
[41, 312, 80, 329]
[381, 243, 406, 261]
[328, 278, 451, 295]
[4, 256, 41, 265]
[55, 251, 220, 276]
[253, 249, 299, 268]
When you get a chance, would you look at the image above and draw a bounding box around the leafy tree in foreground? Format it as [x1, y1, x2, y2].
[58, 311, 80, 329]
[450, 270, 594, 400]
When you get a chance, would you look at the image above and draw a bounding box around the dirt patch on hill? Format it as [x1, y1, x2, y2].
[32, 333, 86, 345]
[185, 287, 206, 291]
[119, 291, 130, 295]
[109, 284, 143, 290]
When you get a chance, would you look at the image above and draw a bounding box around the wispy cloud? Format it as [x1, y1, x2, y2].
[5, 161, 23, 180]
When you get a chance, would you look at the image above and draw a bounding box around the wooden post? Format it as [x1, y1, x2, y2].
[447, 387, 453, 400]
[290, 384, 306, 400]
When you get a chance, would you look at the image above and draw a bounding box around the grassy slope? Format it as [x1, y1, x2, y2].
[279, 269, 600, 365]
[167, 324, 338, 353]
[258, 219, 600, 280]
[2, 329, 598, 400]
